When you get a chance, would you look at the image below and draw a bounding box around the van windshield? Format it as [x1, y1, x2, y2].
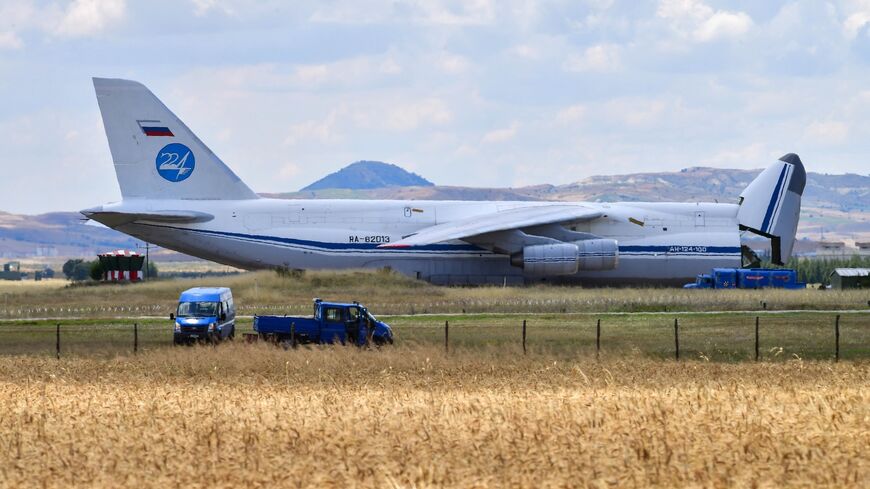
[177, 301, 219, 318]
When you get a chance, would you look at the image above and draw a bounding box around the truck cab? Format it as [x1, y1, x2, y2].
[171, 287, 236, 344]
[254, 299, 393, 346]
[684, 273, 714, 289]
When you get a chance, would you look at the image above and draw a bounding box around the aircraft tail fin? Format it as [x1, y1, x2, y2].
[93, 78, 258, 201]
[737, 153, 806, 265]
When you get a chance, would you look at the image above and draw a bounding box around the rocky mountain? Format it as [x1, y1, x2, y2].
[274, 166, 868, 207]
[301, 161, 433, 191]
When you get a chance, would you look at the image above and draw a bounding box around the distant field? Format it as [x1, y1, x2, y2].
[1, 311, 866, 362]
[0, 269, 868, 320]
[0, 347, 865, 487]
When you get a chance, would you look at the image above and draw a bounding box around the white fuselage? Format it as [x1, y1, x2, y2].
[93, 198, 742, 285]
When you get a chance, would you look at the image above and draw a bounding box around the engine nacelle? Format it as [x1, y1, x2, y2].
[511, 243, 580, 275]
[575, 238, 619, 271]
[510, 239, 619, 275]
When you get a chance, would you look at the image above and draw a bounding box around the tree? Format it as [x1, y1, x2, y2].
[62, 259, 95, 282]
[146, 261, 158, 279]
[63, 259, 88, 281]
[62, 259, 83, 280]
[89, 260, 104, 281]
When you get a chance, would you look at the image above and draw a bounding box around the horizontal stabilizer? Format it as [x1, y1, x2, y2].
[81, 208, 214, 227]
[380, 205, 602, 248]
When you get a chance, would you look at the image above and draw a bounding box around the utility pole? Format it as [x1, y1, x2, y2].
[137, 242, 156, 280]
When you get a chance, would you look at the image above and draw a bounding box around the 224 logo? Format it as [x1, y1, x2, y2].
[155, 143, 196, 182]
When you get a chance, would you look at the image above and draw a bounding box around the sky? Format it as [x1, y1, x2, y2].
[1, 0, 869, 214]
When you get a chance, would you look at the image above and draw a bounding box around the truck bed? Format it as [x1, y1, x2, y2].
[254, 315, 319, 335]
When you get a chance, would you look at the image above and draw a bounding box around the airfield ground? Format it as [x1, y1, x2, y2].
[0, 270, 867, 487]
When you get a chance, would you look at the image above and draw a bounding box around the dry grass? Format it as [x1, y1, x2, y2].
[1, 269, 868, 319]
[0, 345, 866, 488]
[0, 278, 67, 293]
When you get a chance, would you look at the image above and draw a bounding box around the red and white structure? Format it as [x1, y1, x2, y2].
[98, 249, 145, 282]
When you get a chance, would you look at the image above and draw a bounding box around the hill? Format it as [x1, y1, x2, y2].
[0, 212, 199, 264]
[0, 212, 138, 260]
[301, 161, 433, 191]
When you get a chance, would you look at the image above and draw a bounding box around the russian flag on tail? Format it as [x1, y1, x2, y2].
[138, 120, 174, 137]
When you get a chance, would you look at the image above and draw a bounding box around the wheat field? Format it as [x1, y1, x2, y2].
[0, 345, 866, 488]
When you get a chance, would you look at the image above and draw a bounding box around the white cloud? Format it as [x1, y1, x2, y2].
[482, 121, 519, 144]
[278, 162, 302, 179]
[310, 0, 495, 25]
[54, 0, 125, 38]
[843, 0, 870, 39]
[693, 11, 752, 42]
[555, 104, 586, 124]
[189, 0, 235, 16]
[510, 44, 539, 59]
[283, 111, 341, 146]
[182, 55, 403, 92]
[413, 0, 495, 26]
[0, 31, 23, 50]
[657, 0, 753, 42]
[804, 120, 849, 145]
[563, 44, 622, 73]
[437, 52, 470, 74]
[844, 12, 869, 38]
[383, 99, 453, 131]
[604, 98, 668, 127]
[700, 143, 769, 168]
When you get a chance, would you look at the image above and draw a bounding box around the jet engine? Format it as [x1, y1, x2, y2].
[576, 238, 619, 271]
[510, 239, 619, 275]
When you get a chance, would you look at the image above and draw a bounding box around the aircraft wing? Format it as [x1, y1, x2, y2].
[380, 205, 602, 248]
[81, 208, 214, 227]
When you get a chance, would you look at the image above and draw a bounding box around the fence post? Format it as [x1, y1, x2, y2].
[522, 319, 527, 355]
[290, 322, 297, 349]
[755, 316, 759, 362]
[134, 322, 138, 354]
[835, 314, 840, 362]
[596, 318, 601, 360]
[445, 320, 449, 354]
[56, 323, 60, 360]
[674, 318, 679, 361]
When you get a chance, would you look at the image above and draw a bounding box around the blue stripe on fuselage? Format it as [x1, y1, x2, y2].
[137, 223, 741, 257]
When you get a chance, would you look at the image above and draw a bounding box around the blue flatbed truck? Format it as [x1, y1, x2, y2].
[254, 299, 394, 346]
[684, 268, 805, 289]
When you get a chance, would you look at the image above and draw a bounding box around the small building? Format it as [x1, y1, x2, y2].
[829, 268, 870, 290]
[98, 250, 145, 282]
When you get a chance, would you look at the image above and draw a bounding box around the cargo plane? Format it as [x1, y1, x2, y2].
[82, 78, 805, 285]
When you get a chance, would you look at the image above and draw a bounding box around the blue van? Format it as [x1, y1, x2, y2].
[170, 287, 236, 344]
